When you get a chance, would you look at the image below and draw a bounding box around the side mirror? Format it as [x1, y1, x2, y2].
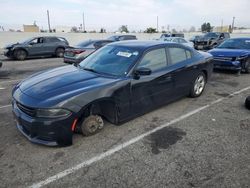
[134, 67, 152, 77]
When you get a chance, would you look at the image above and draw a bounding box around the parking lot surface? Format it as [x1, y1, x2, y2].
[0, 56, 249, 188]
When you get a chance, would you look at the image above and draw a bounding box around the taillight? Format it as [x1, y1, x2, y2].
[74, 50, 85, 54]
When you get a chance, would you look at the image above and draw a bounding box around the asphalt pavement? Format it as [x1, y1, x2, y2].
[0, 56, 249, 188]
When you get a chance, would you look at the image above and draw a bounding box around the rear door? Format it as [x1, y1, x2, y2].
[130, 47, 174, 116]
[43, 37, 59, 54]
[166, 44, 199, 97]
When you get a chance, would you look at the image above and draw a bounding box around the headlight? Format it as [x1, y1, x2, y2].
[36, 108, 71, 118]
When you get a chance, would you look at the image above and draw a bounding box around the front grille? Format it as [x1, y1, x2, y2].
[214, 56, 233, 61]
[16, 102, 36, 117]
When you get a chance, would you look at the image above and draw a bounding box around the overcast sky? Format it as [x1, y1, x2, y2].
[0, 0, 249, 31]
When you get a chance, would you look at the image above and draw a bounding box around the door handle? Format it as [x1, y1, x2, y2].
[158, 75, 172, 84]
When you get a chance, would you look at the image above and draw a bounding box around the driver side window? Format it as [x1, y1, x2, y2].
[137, 48, 167, 72]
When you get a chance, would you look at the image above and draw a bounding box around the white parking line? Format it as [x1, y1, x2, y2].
[0, 87, 5, 90]
[0, 104, 11, 109]
[0, 79, 22, 84]
[29, 85, 250, 188]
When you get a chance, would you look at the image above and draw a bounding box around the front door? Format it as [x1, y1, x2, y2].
[130, 47, 174, 117]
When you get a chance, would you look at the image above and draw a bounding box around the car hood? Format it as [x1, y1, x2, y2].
[5, 42, 26, 49]
[18, 65, 120, 103]
[208, 48, 249, 57]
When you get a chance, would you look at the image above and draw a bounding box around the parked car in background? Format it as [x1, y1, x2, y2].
[160, 33, 185, 39]
[64, 39, 113, 64]
[12, 40, 213, 146]
[4, 36, 69, 60]
[189, 35, 203, 43]
[107, 35, 137, 41]
[160, 37, 194, 48]
[245, 96, 250, 110]
[193, 32, 230, 50]
[208, 38, 250, 73]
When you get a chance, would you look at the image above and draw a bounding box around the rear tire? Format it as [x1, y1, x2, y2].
[55, 47, 65, 57]
[245, 96, 250, 110]
[244, 59, 250, 73]
[190, 72, 206, 98]
[81, 115, 104, 136]
[14, 49, 27, 60]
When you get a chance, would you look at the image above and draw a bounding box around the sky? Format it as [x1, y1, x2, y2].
[0, 0, 249, 32]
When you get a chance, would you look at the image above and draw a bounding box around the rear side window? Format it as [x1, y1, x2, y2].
[168, 47, 192, 65]
[137, 48, 167, 72]
[46, 37, 60, 43]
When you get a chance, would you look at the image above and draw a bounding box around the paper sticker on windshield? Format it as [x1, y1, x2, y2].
[245, 40, 250, 43]
[117, 51, 132, 57]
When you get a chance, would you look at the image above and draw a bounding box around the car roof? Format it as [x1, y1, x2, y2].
[108, 40, 180, 50]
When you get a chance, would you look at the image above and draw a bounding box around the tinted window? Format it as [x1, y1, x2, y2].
[79, 46, 140, 76]
[46, 37, 60, 43]
[168, 47, 192, 65]
[137, 48, 167, 72]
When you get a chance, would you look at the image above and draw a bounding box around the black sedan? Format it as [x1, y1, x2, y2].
[12, 41, 213, 146]
[4, 36, 69, 60]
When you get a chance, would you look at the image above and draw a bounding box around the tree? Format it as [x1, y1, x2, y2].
[201, 22, 212, 32]
[119, 25, 129, 33]
[100, 28, 106, 33]
[144, 27, 157, 33]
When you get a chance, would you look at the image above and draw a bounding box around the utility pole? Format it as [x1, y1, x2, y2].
[232, 16, 235, 33]
[221, 19, 223, 32]
[157, 16, 159, 32]
[82, 12, 85, 32]
[47, 10, 51, 32]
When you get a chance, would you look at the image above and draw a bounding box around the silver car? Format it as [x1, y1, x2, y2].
[160, 37, 194, 48]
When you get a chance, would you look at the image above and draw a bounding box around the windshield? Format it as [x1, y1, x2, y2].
[217, 39, 250, 49]
[107, 36, 118, 41]
[204, 33, 219, 38]
[160, 34, 170, 38]
[79, 45, 140, 76]
[20, 37, 35, 44]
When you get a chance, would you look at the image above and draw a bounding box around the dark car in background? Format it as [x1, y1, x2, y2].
[208, 38, 250, 73]
[64, 39, 113, 64]
[194, 32, 230, 50]
[107, 35, 137, 41]
[12, 41, 213, 146]
[4, 36, 69, 60]
[189, 35, 203, 43]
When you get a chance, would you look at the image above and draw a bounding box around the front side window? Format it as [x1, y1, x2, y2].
[79, 46, 140, 76]
[168, 47, 192, 65]
[137, 48, 167, 72]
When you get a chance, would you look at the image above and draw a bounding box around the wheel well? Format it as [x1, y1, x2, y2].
[77, 99, 117, 125]
[202, 70, 208, 81]
[14, 48, 28, 56]
[56, 46, 65, 51]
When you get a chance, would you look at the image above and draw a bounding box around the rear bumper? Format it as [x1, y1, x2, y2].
[12, 100, 75, 146]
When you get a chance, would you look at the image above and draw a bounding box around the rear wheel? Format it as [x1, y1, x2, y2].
[244, 59, 250, 73]
[190, 72, 206, 98]
[81, 115, 104, 136]
[55, 47, 65, 57]
[245, 96, 250, 110]
[14, 49, 27, 60]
